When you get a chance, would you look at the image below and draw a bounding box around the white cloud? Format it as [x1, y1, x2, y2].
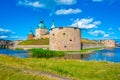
[92, 0, 103, 2]
[55, 8, 82, 15]
[18, 0, 45, 8]
[0, 27, 24, 40]
[119, 27, 120, 31]
[103, 34, 109, 37]
[0, 28, 11, 32]
[18, 0, 77, 9]
[70, 18, 101, 29]
[0, 36, 8, 39]
[88, 30, 110, 38]
[56, 0, 76, 5]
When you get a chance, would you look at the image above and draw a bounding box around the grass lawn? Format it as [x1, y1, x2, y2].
[65, 47, 105, 54]
[0, 55, 120, 80]
[19, 38, 49, 45]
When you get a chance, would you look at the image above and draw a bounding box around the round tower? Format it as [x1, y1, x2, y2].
[27, 29, 34, 40]
[50, 27, 81, 51]
[35, 18, 48, 39]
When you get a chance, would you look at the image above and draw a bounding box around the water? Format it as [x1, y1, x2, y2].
[0, 48, 120, 62]
[83, 47, 120, 62]
[0, 49, 28, 58]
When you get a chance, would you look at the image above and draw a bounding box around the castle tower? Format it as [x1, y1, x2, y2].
[35, 18, 48, 39]
[51, 20, 55, 29]
[50, 27, 81, 51]
[27, 29, 34, 40]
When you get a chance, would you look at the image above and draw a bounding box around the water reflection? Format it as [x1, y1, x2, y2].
[83, 48, 120, 62]
[0, 49, 28, 58]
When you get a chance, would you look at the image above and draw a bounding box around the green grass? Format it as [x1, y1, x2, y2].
[0, 55, 120, 80]
[19, 38, 49, 45]
[80, 47, 104, 53]
[15, 48, 24, 50]
[29, 48, 65, 58]
[64, 47, 104, 54]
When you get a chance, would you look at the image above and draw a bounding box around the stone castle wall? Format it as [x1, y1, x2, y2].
[49, 27, 81, 51]
[35, 28, 48, 39]
[28, 34, 34, 40]
[82, 43, 104, 49]
[101, 40, 115, 48]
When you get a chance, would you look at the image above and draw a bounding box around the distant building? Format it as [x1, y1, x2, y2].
[100, 40, 115, 48]
[27, 18, 49, 40]
[27, 30, 34, 40]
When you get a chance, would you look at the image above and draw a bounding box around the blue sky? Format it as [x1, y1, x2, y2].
[0, 0, 120, 40]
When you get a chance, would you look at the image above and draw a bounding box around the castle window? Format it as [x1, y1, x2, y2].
[63, 33, 65, 35]
[64, 45, 67, 48]
[53, 34, 55, 36]
[70, 39, 72, 41]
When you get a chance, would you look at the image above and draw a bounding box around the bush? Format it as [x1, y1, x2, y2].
[29, 48, 65, 58]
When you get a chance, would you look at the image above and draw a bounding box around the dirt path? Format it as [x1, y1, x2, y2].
[22, 69, 71, 80]
[0, 64, 71, 80]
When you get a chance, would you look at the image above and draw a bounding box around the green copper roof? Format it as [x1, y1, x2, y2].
[37, 18, 46, 29]
[28, 30, 33, 35]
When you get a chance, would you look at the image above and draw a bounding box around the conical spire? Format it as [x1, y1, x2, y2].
[37, 18, 46, 29]
[40, 18, 44, 23]
[28, 28, 33, 35]
[51, 19, 55, 29]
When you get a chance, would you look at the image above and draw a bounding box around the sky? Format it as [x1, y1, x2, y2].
[0, 0, 120, 40]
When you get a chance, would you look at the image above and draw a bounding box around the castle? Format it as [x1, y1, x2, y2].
[27, 18, 115, 51]
[27, 18, 81, 51]
[27, 18, 49, 40]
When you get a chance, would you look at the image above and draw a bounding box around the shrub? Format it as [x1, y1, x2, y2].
[29, 48, 65, 58]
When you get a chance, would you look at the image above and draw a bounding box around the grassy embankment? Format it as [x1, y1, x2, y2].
[18, 38, 100, 45]
[0, 55, 120, 80]
[19, 38, 49, 45]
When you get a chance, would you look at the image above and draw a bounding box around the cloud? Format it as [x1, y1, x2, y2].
[18, 0, 45, 8]
[70, 18, 101, 29]
[88, 30, 110, 38]
[0, 27, 24, 40]
[55, 8, 82, 15]
[56, 0, 77, 5]
[119, 27, 120, 31]
[103, 34, 109, 37]
[0, 36, 8, 39]
[18, 0, 77, 8]
[0, 28, 11, 33]
[92, 0, 103, 2]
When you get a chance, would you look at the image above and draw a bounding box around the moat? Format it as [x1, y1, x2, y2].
[0, 48, 120, 62]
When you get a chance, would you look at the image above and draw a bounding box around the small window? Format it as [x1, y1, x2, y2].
[53, 34, 55, 36]
[64, 45, 67, 48]
[70, 39, 72, 41]
[63, 33, 65, 35]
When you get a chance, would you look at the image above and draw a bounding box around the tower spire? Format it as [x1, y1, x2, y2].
[51, 19, 55, 29]
[40, 17, 44, 23]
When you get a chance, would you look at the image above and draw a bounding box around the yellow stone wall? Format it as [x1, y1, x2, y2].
[35, 28, 48, 39]
[101, 40, 115, 48]
[49, 27, 81, 51]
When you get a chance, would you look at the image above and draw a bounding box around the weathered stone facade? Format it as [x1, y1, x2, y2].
[100, 40, 115, 48]
[35, 28, 48, 39]
[27, 34, 34, 40]
[49, 27, 81, 51]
